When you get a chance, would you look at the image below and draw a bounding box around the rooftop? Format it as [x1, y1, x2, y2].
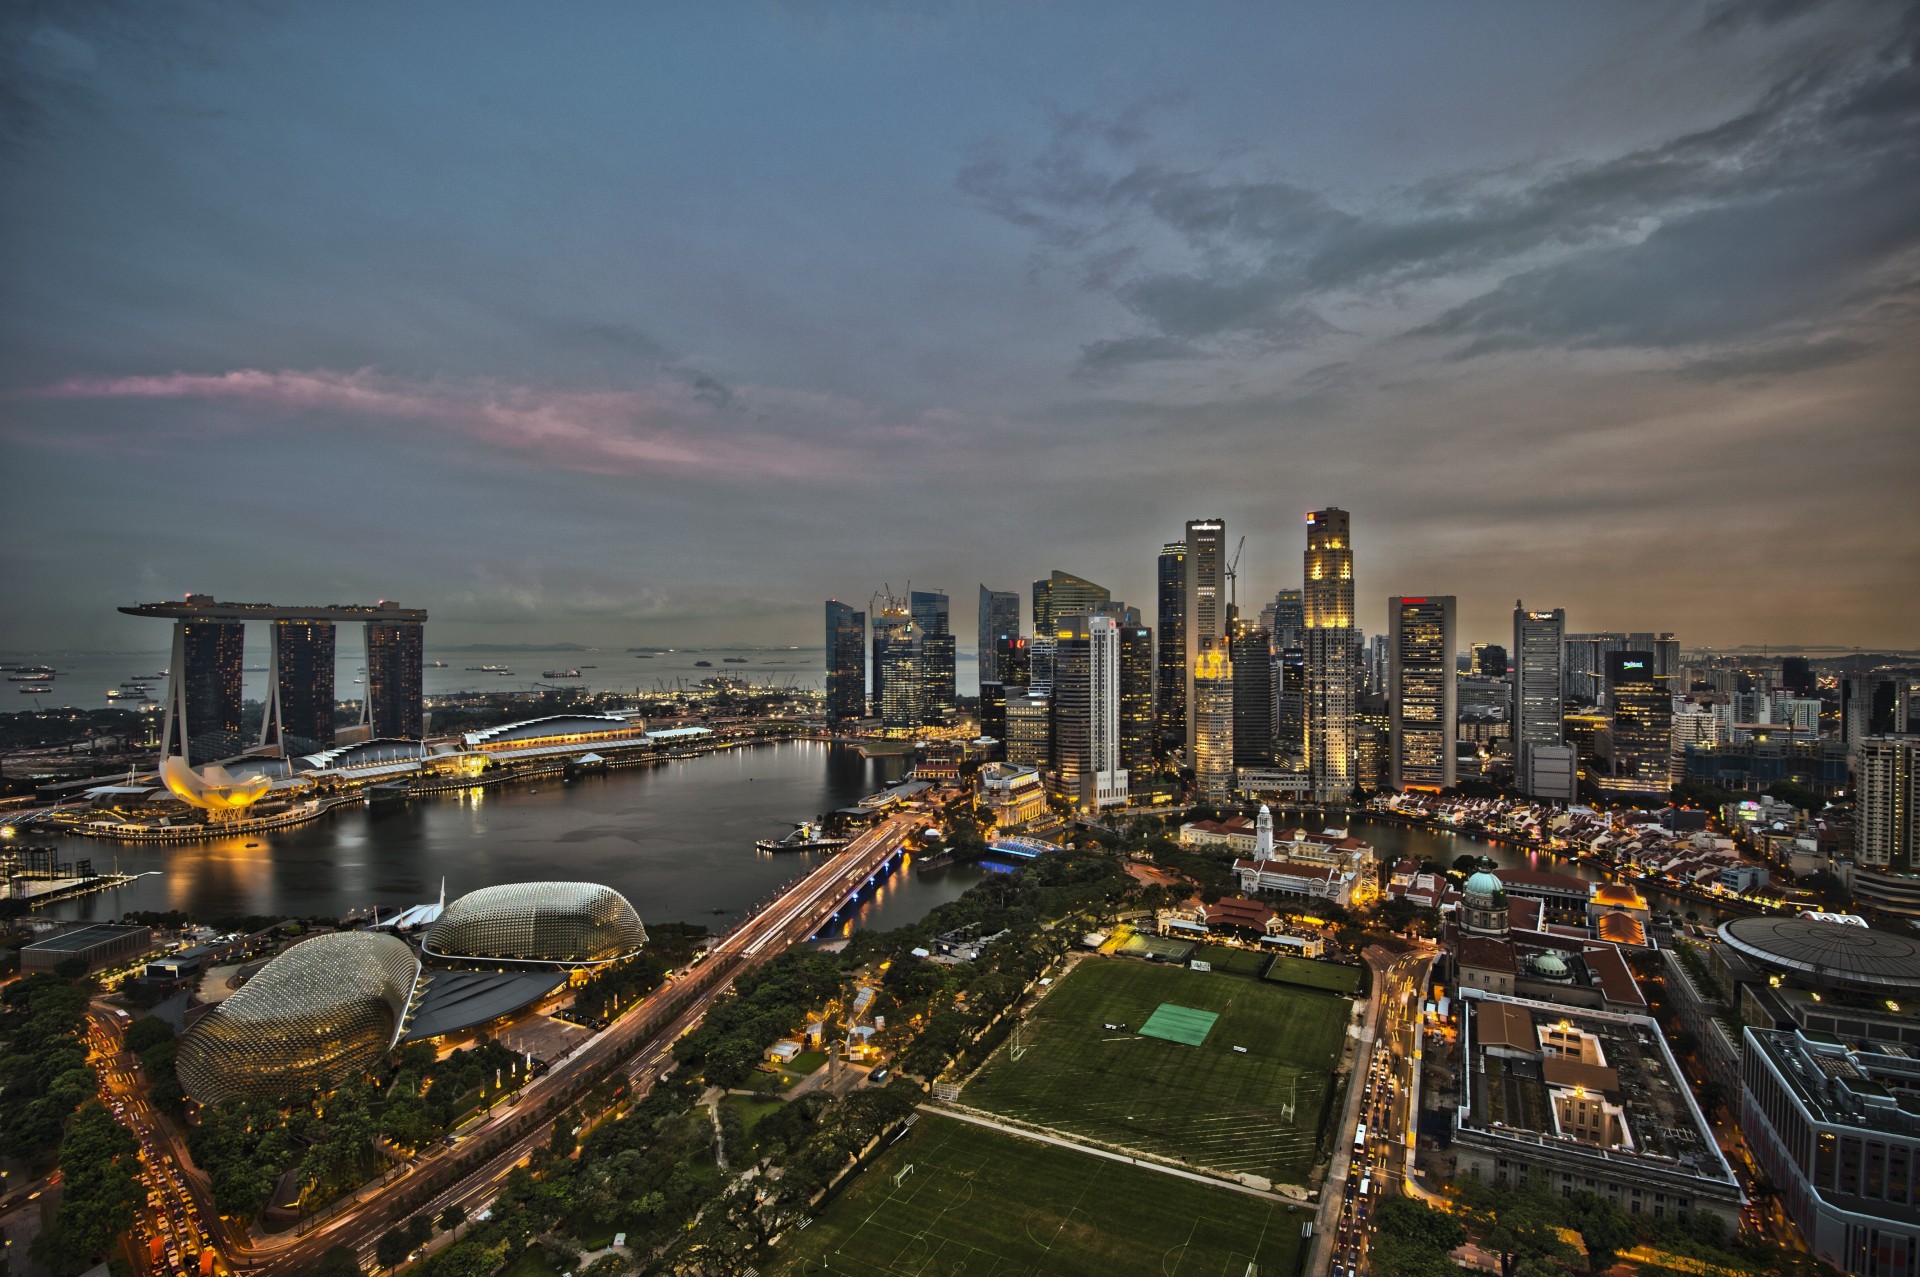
[1748, 1028, 1920, 1136]
[25, 923, 149, 953]
[120, 597, 426, 621]
[1718, 916, 1920, 991]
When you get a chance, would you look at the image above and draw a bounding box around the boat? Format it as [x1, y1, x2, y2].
[7, 673, 52, 682]
[693, 660, 713, 667]
[722, 657, 749, 664]
[429, 660, 448, 668]
[105, 689, 137, 699]
[756, 822, 850, 854]
[12, 665, 55, 676]
[465, 664, 510, 672]
[634, 654, 653, 658]
[18, 686, 49, 695]
[542, 669, 583, 679]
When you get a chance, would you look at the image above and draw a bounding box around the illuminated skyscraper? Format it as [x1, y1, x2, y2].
[1303, 508, 1356, 801]
[1032, 570, 1110, 636]
[911, 589, 955, 716]
[1601, 651, 1671, 794]
[1183, 518, 1227, 758]
[1473, 644, 1507, 678]
[266, 619, 336, 749]
[977, 586, 1021, 686]
[1052, 614, 1128, 808]
[1856, 736, 1920, 874]
[824, 600, 867, 724]
[365, 619, 424, 739]
[1388, 596, 1456, 792]
[1117, 620, 1155, 779]
[1270, 589, 1304, 649]
[1512, 602, 1571, 799]
[1192, 634, 1235, 801]
[1276, 645, 1306, 762]
[1156, 542, 1187, 754]
[870, 591, 912, 720]
[177, 619, 244, 760]
[1005, 690, 1051, 768]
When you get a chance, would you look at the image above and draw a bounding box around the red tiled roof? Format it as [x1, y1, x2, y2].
[1455, 935, 1517, 974]
[1233, 858, 1337, 882]
[1581, 943, 1645, 1007]
[1495, 869, 1592, 894]
[1205, 897, 1278, 930]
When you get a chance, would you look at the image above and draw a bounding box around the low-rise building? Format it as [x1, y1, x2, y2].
[22, 923, 153, 974]
[975, 763, 1049, 829]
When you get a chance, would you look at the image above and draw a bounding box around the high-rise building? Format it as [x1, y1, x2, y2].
[1270, 589, 1304, 649]
[173, 619, 245, 761]
[1856, 736, 1920, 874]
[911, 590, 956, 718]
[365, 619, 424, 739]
[1601, 651, 1671, 794]
[977, 681, 1008, 758]
[1005, 690, 1052, 769]
[824, 601, 866, 724]
[1512, 603, 1570, 800]
[1304, 508, 1356, 801]
[1027, 635, 1057, 692]
[1780, 656, 1815, 698]
[1192, 634, 1234, 801]
[1183, 519, 1227, 758]
[1230, 626, 1275, 769]
[1354, 694, 1390, 794]
[1567, 632, 1678, 706]
[1032, 570, 1110, 636]
[267, 619, 336, 749]
[1276, 646, 1306, 763]
[1473, 643, 1508, 678]
[1845, 678, 1901, 749]
[1117, 621, 1155, 780]
[1389, 596, 1457, 792]
[977, 586, 1021, 686]
[870, 593, 913, 722]
[1156, 542, 1187, 754]
[1051, 614, 1128, 808]
[996, 634, 1031, 687]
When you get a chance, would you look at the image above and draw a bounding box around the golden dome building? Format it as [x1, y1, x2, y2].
[176, 931, 420, 1106]
[423, 881, 647, 968]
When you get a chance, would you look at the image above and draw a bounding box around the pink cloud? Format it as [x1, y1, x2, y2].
[31, 367, 872, 480]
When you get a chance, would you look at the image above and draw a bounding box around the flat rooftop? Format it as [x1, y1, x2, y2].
[402, 970, 566, 1042]
[1747, 1028, 1920, 1134]
[120, 597, 427, 622]
[25, 923, 148, 952]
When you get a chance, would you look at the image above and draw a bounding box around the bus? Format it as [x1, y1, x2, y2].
[1358, 1176, 1371, 1197]
[1353, 1123, 1367, 1149]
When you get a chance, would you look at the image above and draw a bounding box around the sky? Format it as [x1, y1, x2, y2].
[3, 0, 1916, 655]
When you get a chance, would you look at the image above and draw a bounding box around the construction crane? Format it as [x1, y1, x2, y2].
[1225, 535, 1247, 611]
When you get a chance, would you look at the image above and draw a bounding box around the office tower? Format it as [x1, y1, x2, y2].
[1005, 690, 1052, 769]
[1904, 680, 1920, 734]
[1512, 603, 1570, 800]
[1032, 570, 1111, 637]
[1051, 615, 1128, 808]
[1028, 635, 1057, 692]
[1230, 626, 1276, 769]
[1156, 542, 1187, 754]
[1354, 695, 1390, 793]
[1646, 634, 1681, 683]
[1363, 632, 1390, 698]
[977, 681, 1008, 759]
[977, 586, 1021, 686]
[1117, 621, 1155, 780]
[910, 590, 955, 716]
[824, 600, 867, 724]
[1856, 737, 1920, 873]
[997, 634, 1031, 687]
[365, 619, 425, 739]
[1474, 644, 1508, 678]
[870, 593, 912, 719]
[1388, 596, 1457, 792]
[1845, 678, 1901, 749]
[266, 619, 336, 749]
[1303, 508, 1356, 801]
[1192, 634, 1234, 801]
[878, 627, 926, 729]
[1780, 656, 1815, 698]
[1270, 589, 1304, 649]
[1602, 651, 1671, 793]
[174, 620, 245, 759]
[1183, 518, 1228, 758]
[1275, 646, 1306, 763]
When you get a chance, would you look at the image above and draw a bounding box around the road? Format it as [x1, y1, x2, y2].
[1308, 944, 1433, 1277]
[229, 812, 913, 1274]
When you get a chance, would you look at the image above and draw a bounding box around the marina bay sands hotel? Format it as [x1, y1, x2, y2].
[120, 596, 426, 759]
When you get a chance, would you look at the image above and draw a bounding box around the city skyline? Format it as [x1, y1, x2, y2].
[4, 2, 1917, 653]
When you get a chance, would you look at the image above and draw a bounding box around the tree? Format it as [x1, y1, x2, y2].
[1453, 1176, 1580, 1277]
[407, 1213, 434, 1249]
[375, 1227, 412, 1270]
[437, 1202, 466, 1235]
[33, 1102, 141, 1276]
[314, 1245, 363, 1277]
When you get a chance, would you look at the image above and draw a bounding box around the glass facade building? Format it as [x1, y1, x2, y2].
[176, 931, 420, 1106]
[1156, 542, 1187, 754]
[1389, 596, 1457, 792]
[977, 586, 1021, 687]
[179, 620, 245, 760]
[825, 600, 867, 723]
[270, 618, 336, 749]
[1304, 508, 1356, 800]
[424, 881, 648, 966]
[366, 619, 425, 739]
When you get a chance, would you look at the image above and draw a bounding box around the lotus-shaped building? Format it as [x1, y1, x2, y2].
[177, 931, 420, 1105]
[424, 881, 647, 967]
[159, 755, 271, 813]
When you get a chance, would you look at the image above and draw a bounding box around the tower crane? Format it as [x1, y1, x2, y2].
[1225, 535, 1247, 613]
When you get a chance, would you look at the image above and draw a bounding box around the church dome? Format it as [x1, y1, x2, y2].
[1463, 871, 1505, 903]
[1532, 952, 1570, 980]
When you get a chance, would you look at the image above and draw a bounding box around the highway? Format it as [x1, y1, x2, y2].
[226, 812, 912, 1274]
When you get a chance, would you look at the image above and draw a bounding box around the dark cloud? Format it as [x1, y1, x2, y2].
[964, 1, 1920, 372]
[1672, 336, 1874, 380]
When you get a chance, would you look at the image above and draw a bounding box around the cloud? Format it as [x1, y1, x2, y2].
[964, 2, 1920, 373]
[22, 367, 900, 481]
[1672, 336, 1875, 380]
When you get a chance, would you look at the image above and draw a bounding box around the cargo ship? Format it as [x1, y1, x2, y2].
[542, 669, 583, 678]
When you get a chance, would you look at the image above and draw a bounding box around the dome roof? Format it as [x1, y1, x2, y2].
[1463, 871, 1505, 901]
[425, 881, 648, 966]
[1532, 952, 1570, 978]
[176, 931, 420, 1106]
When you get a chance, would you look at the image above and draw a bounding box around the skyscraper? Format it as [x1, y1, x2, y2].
[977, 680, 1008, 758]
[911, 589, 955, 716]
[1512, 602, 1570, 799]
[1856, 736, 1920, 874]
[878, 623, 926, 729]
[1005, 690, 1052, 768]
[267, 619, 336, 749]
[1780, 656, 1815, 698]
[1275, 645, 1306, 763]
[1601, 651, 1671, 794]
[1303, 508, 1356, 801]
[1230, 626, 1275, 770]
[1388, 596, 1457, 792]
[870, 591, 912, 721]
[1117, 621, 1155, 781]
[1051, 614, 1128, 808]
[1183, 518, 1227, 758]
[1032, 570, 1110, 636]
[1156, 542, 1187, 755]
[824, 600, 867, 724]
[1845, 677, 1901, 749]
[977, 586, 1021, 686]
[176, 619, 244, 760]
[1270, 589, 1304, 649]
[1192, 634, 1234, 801]
[1473, 644, 1508, 678]
[365, 619, 424, 739]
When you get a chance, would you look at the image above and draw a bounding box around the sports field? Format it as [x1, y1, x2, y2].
[962, 958, 1350, 1183]
[1194, 943, 1269, 977]
[1261, 953, 1363, 994]
[775, 1113, 1309, 1276]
